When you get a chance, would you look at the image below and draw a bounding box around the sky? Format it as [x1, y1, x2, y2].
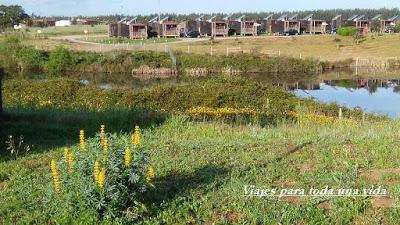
[1, 0, 400, 16]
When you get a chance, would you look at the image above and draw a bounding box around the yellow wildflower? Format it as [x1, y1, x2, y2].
[63, 148, 69, 163]
[132, 126, 141, 148]
[79, 130, 86, 151]
[124, 147, 131, 168]
[50, 159, 61, 193]
[145, 166, 155, 183]
[98, 168, 106, 189]
[94, 161, 100, 184]
[100, 125, 105, 139]
[67, 152, 74, 172]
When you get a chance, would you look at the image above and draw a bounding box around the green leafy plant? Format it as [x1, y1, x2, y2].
[337, 27, 358, 36]
[18, 46, 46, 71]
[44, 126, 154, 222]
[47, 46, 72, 75]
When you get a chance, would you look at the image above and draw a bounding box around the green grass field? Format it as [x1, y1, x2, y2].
[1, 113, 400, 224]
[0, 76, 399, 224]
[27, 25, 108, 37]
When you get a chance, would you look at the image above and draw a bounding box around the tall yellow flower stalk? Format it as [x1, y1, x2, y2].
[63, 148, 69, 163]
[100, 125, 106, 147]
[79, 130, 86, 151]
[67, 152, 74, 173]
[94, 161, 100, 184]
[124, 147, 131, 168]
[50, 159, 61, 193]
[102, 139, 108, 164]
[63, 148, 74, 172]
[146, 166, 155, 183]
[131, 125, 141, 148]
[98, 168, 106, 190]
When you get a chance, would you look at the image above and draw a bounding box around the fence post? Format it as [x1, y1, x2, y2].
[226, 47, 229, 56]
[339, 107, 343, 119]
[210, 46, 213, 56]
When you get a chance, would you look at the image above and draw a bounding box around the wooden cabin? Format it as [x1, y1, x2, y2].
[331, 15, 342, 32]
[148, 18, 161, 38]
[178, 19, 212, 36]
[161, 22, 179, 37]
[302, 14, 327, 34]
[129, 23, 148, 39]
[354, 15, 369, 32]
[284, 14, 301, 33]
[369, 14, 382, 32]
[108, 23, 119, 37]
[228, 20, 241, 35]
[344, 15, 359, 27]
[258, 14, 286, 34]
[211, 20, 229, 37]
[240, 20, 258, 36]
[308, 20, 327, 34]
[31, 19, 55, 27]
[380, 15, 399, 33]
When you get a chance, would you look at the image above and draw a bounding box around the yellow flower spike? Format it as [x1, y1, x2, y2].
[145, 166, 155, 184]
[132, 125, 141, 148]
[102, 138, 108, 154]
[63, 148, 69, 164]
[100, 124, 105, 138]
[94, 161, 100, 185]
[67, 153, 74, 173]
[50, 159, 61, 193]
[98, 168, 106, 189]
[79, 130, 86, 151]
[124, 147, 131, 168]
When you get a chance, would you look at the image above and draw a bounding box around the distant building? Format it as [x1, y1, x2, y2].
[31, 19, 56, 27]
[55, 20, 71, 27]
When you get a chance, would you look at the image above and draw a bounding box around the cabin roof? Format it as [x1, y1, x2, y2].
[332, 15, 342, 20]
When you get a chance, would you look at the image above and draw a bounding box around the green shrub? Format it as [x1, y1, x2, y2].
[0, 35, 22, 69]
[43, 129, 153, 222]
[337, 27, 358, 36]
[47, 46, 72, 75]
[18, 46, 46, 71]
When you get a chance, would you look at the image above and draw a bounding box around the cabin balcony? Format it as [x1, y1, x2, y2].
[130, 31, 147, 39]
[163, 29, 179, 37]
[241, 27, 257, 35]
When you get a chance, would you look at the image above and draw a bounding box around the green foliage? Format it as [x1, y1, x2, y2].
[47, 46, 72, 75]
[177, 53, 321, 73]
[337, 27, 358, 36]
[3, 77, 385, 124]
[43, 132, 152, 222]
[0, 35, 22, 69]
[0, 5, 29, 30]
[18, 46, 46, 71]
[395, 24, 400, 33]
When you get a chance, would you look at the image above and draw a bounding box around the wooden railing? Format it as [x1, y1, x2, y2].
[131, 31, 147, 38]
[163, 30, 179, 36]
[241, 28, 256, 33]
[213, 28, 228, 34]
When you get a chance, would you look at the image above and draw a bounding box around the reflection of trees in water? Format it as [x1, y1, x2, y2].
[366, 80, 379, 94]
[394, 85, 400, 93]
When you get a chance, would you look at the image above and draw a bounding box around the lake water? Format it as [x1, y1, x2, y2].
[293, 78, 400, 118]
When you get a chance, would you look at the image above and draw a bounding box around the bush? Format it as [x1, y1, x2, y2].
[0, 35, 22, 69]
[18, 46, 46, 71]
[337, 27, 358, 36]
[43, 127, 153, 222]
[47, 46, 72, 75]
